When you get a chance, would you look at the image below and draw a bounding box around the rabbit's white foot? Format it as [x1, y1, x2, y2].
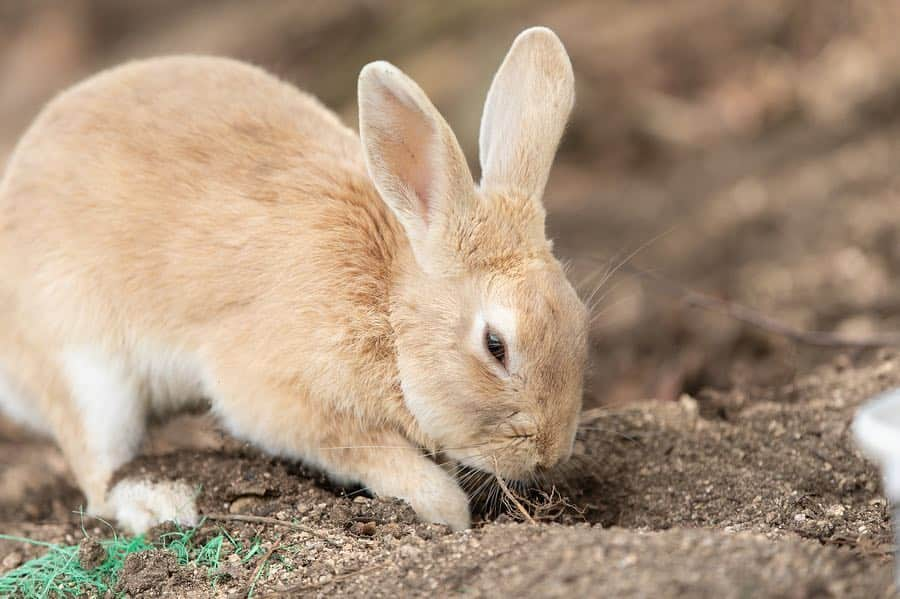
[404, 472, 471, 531]
[106, 478, 198, 534]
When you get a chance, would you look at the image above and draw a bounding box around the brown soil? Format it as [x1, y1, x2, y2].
[3, 1, 900, 597]
[4, 357, 899, 597]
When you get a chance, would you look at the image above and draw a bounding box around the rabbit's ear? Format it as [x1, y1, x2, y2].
[359, 61, 474, 263]
[479, 27, 574, 202]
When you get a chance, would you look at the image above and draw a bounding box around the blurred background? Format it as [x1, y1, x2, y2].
[2, 0, 900, 407]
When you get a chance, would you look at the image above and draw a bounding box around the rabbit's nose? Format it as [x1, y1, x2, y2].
[535, 457, 561, 476]
[536, 438, 573, 470]
[536, 449, 565, 471]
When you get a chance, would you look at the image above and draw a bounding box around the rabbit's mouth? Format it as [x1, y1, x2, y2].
[442, 439, 540, 483]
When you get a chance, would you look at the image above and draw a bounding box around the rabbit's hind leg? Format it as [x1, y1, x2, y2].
[57, 346, 197, 532]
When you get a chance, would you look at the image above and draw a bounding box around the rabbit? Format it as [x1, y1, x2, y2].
[0, 26, 587, 533]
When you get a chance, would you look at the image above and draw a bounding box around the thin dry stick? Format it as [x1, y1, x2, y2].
[627, 265, 900, 349]
[240, 535, 281, 599]
[266, 564, 382, 596]
[204, 513, 340, 547]
[493, 472, 536, 525]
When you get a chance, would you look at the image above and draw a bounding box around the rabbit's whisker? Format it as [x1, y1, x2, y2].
[576, 226, 676, 313]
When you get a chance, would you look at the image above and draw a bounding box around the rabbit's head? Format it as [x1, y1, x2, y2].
[359, 27, 586, 480]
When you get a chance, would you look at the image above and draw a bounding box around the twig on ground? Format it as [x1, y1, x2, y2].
[626, 265, 900, 349]
[244, 536, 281, 599]
[528, 486, 585, 522]
[494, 474, 536, 525]
[204, 513, 340, 547]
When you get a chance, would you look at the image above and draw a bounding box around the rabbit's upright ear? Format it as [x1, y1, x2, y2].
[479, 27, 575, 202]
[359, 61, 474, 264]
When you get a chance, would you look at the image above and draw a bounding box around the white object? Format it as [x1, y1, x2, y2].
[852, 386, 900, 587]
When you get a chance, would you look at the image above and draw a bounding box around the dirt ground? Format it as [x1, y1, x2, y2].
[3, 1, 900, 597]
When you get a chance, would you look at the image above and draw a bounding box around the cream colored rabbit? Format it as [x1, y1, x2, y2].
[0, 27, 587, 533]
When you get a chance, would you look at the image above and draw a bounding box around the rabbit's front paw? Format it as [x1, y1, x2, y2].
[295, 429, 472, 530]
[411, 478, 471, 531]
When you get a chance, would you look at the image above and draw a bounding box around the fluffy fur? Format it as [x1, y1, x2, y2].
[0, 27, 586, 532]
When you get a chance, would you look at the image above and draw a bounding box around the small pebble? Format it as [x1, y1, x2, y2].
[825, 504, 846, 518]
[229, 496, 262, 514]
[350, 521, 377, 536]
[382, 522, 403, 538]
[1, 551, 22, 570]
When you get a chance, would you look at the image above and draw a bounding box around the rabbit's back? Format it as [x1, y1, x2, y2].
[0, 56, 403, 415]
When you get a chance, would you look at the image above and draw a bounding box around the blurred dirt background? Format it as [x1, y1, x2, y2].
[2, 1, 900, 596]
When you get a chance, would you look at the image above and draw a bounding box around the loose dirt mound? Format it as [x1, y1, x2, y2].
[2, 356, 898, 596]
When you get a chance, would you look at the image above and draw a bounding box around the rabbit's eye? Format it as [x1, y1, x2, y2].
[485, 329, 506, 367]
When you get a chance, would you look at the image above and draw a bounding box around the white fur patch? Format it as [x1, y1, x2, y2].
[131, 341, 207, 414]
[62, 347, 145, 473]
[61, 343, 208, 469]
[108, 479, 198, 533]
[0, 364, 49, 433]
